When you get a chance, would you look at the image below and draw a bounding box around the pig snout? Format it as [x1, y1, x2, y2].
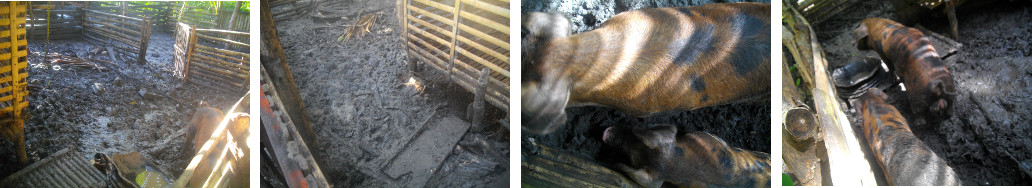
[521, 78, 572, 135]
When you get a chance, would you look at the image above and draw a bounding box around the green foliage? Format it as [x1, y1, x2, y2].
[182, 1, 249, 13]
[91, 1, 249, 13]
[782, 173, 794, 186]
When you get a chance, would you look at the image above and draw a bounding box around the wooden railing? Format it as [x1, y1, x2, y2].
[26, 2, 83, 40]
[174, 22, 249, 93]
[398, 0, 510, 111]
[82, 8, 151, 64]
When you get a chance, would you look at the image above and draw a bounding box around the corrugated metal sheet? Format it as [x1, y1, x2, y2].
[0, 148, 107, 187]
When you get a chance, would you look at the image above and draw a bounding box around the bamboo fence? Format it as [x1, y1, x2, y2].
[398, 0, 510, 111]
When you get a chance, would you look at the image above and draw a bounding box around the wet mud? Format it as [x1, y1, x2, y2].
[268, 0, 509, 187]
[0, 28, 240, 179]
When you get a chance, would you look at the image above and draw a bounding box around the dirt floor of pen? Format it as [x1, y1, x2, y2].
[816, 0, 1032, 185]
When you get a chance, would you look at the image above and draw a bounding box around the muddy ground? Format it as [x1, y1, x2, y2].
[267, 0, 509, 187]
[0, 27, 242, 179]
[520, 0, 772, 174]
[815, 0, 1032, 185]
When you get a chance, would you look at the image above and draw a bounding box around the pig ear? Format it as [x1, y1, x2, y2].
[522, 12, 571, 49]
[853, 24, 871, 50]
[874, 88, 888, 100]
[633, 124, 677, 149]
[523, 12, 571, 39]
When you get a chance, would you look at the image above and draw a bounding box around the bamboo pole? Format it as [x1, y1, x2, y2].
[81, 27, 141, 48]
[196, 32, 249, 48]
[458, 11, 507, 34]
[83, 16, 142, 36]
[194, 45, 248, 58]
[459, 0, 507, 17]
[185, 26, 196, 82]
[406, 4, 454, 26]
[194, 48, 248, 64]
[456, 33, 508, 63]
[448, 0, 461, 84]
[191, 53, 248, 71]
[406, 14, 453, 36]
[195, 28, 250, 36]
[83, 9, 143, 22]
[456, 23, 507, 50]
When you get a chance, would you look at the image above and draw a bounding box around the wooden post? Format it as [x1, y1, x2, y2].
[185, 26, 196, 82]
[224, 1, 240, 49]
[447, 0, 462, 83]
[138, 18, 151, 64]
[469, 67, 489, 131]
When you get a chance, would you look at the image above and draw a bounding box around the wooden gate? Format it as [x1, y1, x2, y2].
[173, 22, 250, 93]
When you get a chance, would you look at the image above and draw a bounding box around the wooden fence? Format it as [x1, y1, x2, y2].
[0, 1, 30, 163]
[269, 0, 317, 21]
[82, 8, 151, 64]
[174, 22, 249, 93]
[166, 2, 248, 32]
[398, 0, 510, 111]
[26, 2, 83, 40]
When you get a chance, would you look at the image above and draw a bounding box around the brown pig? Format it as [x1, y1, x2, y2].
[854, 88, 961, 185]
[603, 124, 770, 188]
[854, 18, 957, 121]
[188, 106, 224, 154]
[522, 3, 771, 135]
[186, 109, 251, 187]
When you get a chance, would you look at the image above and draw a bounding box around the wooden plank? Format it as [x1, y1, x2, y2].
[784, 3, 878, 185]
[383, 116, 470, 188]
[523, 144, 636, 187]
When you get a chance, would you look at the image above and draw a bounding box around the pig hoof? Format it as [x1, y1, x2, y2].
[616, 163, 663, 188]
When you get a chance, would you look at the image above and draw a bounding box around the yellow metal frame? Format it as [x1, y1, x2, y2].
[0, 1, 30, 163]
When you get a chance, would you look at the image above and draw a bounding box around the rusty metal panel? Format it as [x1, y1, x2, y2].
[260, 67, 329, 188]
[0, 148, 106, 187]
[0, 1, 29, 163]
[399, 0, 510, 111]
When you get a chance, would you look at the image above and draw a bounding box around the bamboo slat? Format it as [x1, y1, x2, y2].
[399, 0, 509, 111]
[196, 33, 249, 48]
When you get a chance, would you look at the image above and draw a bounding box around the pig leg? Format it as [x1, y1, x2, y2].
[615, 163, 663, 188]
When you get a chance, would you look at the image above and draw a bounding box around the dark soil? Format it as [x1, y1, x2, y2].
[520, 0, 772, 171]
[270, 0, 509, 187]
[0, 28, 242, 179]
[815, 0, 1032, 185]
